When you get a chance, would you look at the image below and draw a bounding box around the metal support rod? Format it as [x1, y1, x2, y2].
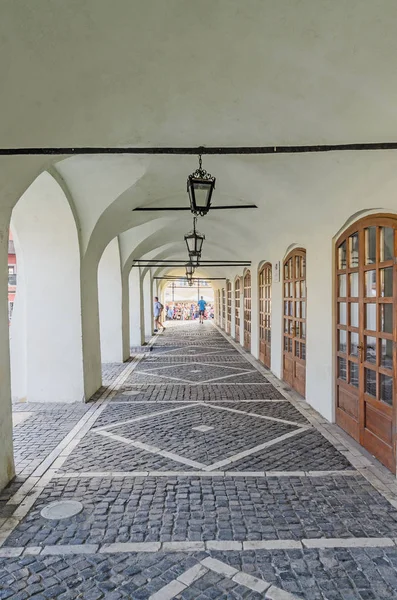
[135, 259, 251, 263]
[154, 276, 226, 280]
[132, 264, 249, 268]
[133, 205, 257, 211]
[2, 142, 397, 155]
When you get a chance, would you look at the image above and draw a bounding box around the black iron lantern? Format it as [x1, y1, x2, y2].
[187, 154, 216, 216]
[185, 262, 195, 278]
[184, 217, 205, 264]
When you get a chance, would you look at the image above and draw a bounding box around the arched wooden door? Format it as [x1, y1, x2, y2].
[259, 263, 272, 368]
[235, 277, 241, 341]
[283, 249, 306, 396]
[243, 270, 251, 350]
[336, 215, 397, 472]
[221, 288, 226, 329]
[226, 280, 232, 334]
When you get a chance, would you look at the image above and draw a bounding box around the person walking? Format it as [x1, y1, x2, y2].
[198, 296, 207, 324]
[153, 296, 165, 333]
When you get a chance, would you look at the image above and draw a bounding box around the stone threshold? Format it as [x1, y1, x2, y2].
[53, 469, 358, 478]
[1, 537, 396, 558]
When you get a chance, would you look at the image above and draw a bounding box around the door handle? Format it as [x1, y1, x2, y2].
[357, 343, 364, 362]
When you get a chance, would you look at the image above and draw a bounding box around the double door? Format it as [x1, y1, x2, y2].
[259, 263, 272, 368]
[222, 288, 226, 329]
[283, 249, 306, 396]
[243, 271, 251, 350]
[336, 216, 397, 471]
[235, 278, 241, 341]
[226, 281, 232, 334]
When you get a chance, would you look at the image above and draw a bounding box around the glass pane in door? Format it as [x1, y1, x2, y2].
[381, 338, 393, 370]
[365, 227, 376, 264]
[380, 374, 393, 406]
[380, 304, 393, 333]
[380, 267, 393, 297]
[380, 227, 394, 262]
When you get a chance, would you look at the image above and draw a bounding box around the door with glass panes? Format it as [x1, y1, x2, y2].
[235, 277, 241, 341]
[336, 216, 397, 471]
[283, 249, 306, 396]
[243, 271, 252, 350]
[222, 288, 226, 330]
[226, 281, 232, 334]
[259, 263, 272, 368]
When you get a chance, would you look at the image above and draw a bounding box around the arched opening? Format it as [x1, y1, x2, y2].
[10, 172, 84, 405]
[335, 213, 397, 472]
[163, 278, 214, 320]
[283, 248, 306, 396]
[259, 262, 272, 368]
[243, 270, 251, 350]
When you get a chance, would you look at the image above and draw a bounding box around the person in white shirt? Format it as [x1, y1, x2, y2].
[153, 297, 165, 333]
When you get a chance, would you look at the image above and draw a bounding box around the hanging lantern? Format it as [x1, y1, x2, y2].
[184, 217, 205, 264]
[185, 262, 195, 278]
[187, 154, 216, 216]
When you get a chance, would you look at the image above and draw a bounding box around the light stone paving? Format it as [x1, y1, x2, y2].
[3, 323, 397, 598]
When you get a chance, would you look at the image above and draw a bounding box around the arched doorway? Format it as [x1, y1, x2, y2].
[235, 277, 241, 342]
[243, 270, 251, 350]
[259, 262, 272, 368]
[222, 288, 226, 330]
[226, 280, 232, 334]
[336, 214, 397, 471]
[283, 248, 306, 396]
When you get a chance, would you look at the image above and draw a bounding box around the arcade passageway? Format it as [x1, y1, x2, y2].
[2, 323, 397, 599]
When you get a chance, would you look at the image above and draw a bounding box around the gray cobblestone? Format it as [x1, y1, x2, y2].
[3, 323, 397, 598]
[5, 474, 397, 548]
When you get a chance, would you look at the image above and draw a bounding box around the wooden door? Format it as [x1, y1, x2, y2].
[243, 271, 251, 350]
[336, 215, 397, 472]
[283, 249, 306, 396]
[226, 281, 232, 334]
[259, 263, 272, 368]
[221, 288, 226, 329]
[235, 277, 241, 341]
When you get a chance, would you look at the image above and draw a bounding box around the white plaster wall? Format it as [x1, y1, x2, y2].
[9, 227, 26, 402]
[129, 268, 144, 346]
[143, 271, 153, 338]
[10, 173, 84, 403]
[98, 238, 123, 363]
[0, 208, 14, 490]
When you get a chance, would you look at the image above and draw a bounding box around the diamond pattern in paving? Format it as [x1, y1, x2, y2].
[4, 322, 397, 599]
[96, 404, 299, 467]
[112, 383, 284, 402]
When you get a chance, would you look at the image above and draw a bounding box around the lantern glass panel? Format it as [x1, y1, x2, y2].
[188, 178, 214, 213]
[185, 235, 196, 253]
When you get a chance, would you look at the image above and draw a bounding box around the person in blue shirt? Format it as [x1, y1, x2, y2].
[197, 296, 207, 324]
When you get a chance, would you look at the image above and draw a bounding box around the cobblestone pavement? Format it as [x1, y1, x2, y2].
[3, 322, 397, 599]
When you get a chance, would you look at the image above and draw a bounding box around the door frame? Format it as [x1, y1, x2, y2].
[334, 213, 397, 472]
[226, 280, 232, 334]
[234, 276, 241, 343]
[259, 261, 272, 368]
[282, 247, 307, 397]
[243, 269, 251, 350]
